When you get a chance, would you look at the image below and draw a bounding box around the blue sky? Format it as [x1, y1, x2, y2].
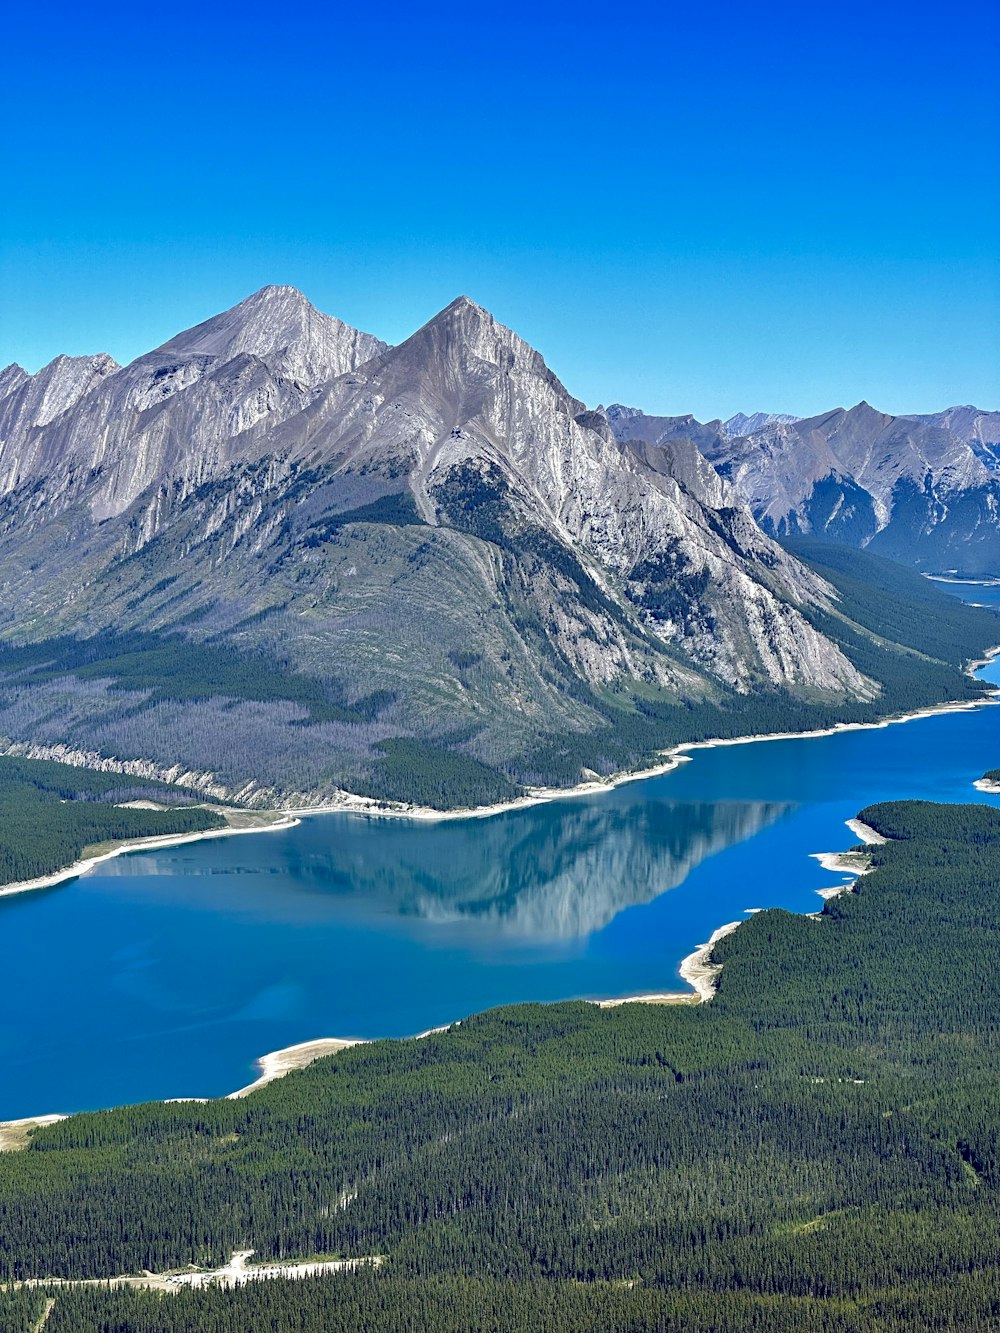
[2, 0, 997, 419]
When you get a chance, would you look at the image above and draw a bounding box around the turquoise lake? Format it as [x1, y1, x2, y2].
[3, 590, 1000, 1119]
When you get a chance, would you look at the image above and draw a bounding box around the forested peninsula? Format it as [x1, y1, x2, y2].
[0, 756, 227, 888]
[3, 798, 1000, 1331]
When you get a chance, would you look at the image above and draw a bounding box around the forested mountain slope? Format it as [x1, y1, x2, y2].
[4, 798, 1000, 1330]
[0, 292, 996, 807]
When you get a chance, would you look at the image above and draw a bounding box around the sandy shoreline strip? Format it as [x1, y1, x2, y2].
[809, 816, 880, 905]
[845, 818, 887, 845]
[0, 811, 300, 901]
[227, 1037, 364, 1098]
[594, 924, 743, 1009]
[0, 1114, 69, 1152]
[677, 921, 743, 1001]
[924, 575, 1000, 587]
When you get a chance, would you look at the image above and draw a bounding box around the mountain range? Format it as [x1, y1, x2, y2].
[610, 401, 1000, 575]
[0, 288, 995, 807]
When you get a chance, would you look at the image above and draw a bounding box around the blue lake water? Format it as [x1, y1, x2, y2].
[928, 578, 1000, 611]
[3, 637, 1000, 1119]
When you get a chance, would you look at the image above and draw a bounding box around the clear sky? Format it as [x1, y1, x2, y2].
[2, 0, 997, 420]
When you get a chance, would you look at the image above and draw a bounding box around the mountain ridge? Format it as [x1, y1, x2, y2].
[611, 396, 1000, 576]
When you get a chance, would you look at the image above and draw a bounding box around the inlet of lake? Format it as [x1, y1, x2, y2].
[4, 585, 1000, 1120]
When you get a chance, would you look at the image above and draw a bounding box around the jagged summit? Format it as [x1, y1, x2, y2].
[0, 364, 30, 401]
[0, 351, 119, 449]
[152, 285, 385, 386]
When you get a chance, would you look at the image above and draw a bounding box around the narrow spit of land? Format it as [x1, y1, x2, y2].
[0, 807, 297, 900]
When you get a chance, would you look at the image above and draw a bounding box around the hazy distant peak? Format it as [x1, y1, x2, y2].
[723, 410, 799, 437]
[604, 403, 643, 422]
[905, 404, 1000, 450]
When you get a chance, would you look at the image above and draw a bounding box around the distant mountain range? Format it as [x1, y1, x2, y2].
[0, 288, 995, 806]
[609, 401, 1000, 576]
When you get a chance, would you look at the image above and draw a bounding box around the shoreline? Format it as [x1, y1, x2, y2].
[809, 817, 880, 903]
[0, 811, 301, 901]
[280, 669, 1000, 827]
[1, 657, 996, 1134]
[255, 642, 1000, 825]
[227, 1037, 365, 1098]
[924, 574, 1000, 587]
[0, 1113, 69, 1152]
[1, 650, 996, 903]
[0, 925, 749, 1138]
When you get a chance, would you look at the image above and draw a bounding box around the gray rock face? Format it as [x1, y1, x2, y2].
[0, 289, 882, 796]
[908, 406, 1000, 471]
[154, 284, 386, 386]
[0, 287, 386, 522]
[0, 352, 119, 448]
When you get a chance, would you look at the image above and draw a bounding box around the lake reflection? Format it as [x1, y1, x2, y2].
[3, 657, 1000, 1118]
[110, 798, 789, 939]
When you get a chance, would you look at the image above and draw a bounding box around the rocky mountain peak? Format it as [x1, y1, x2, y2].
[0, 364, 30, 402]
[840, 401, 893, 429]
[723, 411, 799, 437]
[152, 285, 386, 388]
[0, 351, 121, 444]
[375, 297, 583, 430]
[603, 403, 643, 424]
[405, 295, 529, 359]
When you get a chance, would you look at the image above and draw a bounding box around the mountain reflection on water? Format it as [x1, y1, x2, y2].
[112, 798, 791, 940]
[6, 657, 1000, 1116]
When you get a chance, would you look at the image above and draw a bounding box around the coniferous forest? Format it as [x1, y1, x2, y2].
[0, 755, 225, 885]
[2, 799, 1000, 1329]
